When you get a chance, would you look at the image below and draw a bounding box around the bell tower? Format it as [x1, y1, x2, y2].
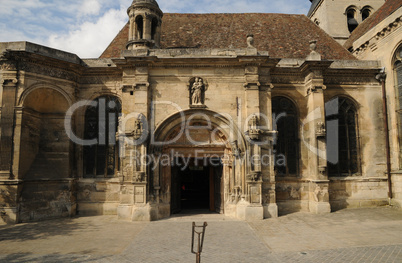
[126, 0, 163, 50]
[307, 0, 385, 45]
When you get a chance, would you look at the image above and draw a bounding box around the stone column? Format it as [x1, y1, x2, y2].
[144, 15, 152, 41]
[154, 20, 162, 48]
[129, 20, 134, 41]
[304, 67, 331, 214]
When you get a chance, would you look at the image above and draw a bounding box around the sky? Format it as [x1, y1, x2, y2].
[0, 0, 311, 58]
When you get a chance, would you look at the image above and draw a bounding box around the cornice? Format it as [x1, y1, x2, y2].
[353, 15, 401, 56]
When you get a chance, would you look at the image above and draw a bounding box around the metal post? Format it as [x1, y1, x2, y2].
[191, 222, 207, 263]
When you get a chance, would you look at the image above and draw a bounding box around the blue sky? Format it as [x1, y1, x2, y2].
[0, 0, 311, 58]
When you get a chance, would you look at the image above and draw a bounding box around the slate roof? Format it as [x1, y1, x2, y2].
[344, 0, 402, 49]
[100, 13, 355, 60]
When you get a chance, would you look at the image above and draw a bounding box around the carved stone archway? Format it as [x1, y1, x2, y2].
[150, 109, 246, 219]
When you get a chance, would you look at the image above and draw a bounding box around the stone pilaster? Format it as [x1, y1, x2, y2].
[0, 61, 18, 179]
[260, 83, 278, 218]
[118, 65, 153, 220]
[303, 63, 331, 214]
[0, 56, 20, 224]
[11, 107, 23, 179]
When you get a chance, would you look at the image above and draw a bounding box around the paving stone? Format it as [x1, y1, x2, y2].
[0, 207, 401, 263]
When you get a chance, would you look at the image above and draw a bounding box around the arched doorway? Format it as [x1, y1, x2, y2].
[18, 87, 74, 222]
[151, 110, 245, 217]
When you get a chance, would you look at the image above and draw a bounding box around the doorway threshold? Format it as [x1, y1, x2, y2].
[164, 210, 237, 222]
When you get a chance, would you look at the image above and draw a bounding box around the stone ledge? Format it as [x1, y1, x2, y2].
[78, 178, 120, 183]
[329, 177, 388, 182]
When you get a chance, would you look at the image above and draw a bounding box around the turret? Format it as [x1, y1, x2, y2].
[126, 0, 163, 50]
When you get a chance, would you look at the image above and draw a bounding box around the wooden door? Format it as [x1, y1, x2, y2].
[213, 164, 224, 213]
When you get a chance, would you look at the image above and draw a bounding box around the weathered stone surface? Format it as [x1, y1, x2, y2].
[0, 0, 400, 224]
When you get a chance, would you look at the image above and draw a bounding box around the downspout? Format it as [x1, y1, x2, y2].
[376, 68, 393, 202]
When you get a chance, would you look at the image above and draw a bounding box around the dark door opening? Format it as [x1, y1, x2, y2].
[181, 165, 209, 210]
[171, 158, 223, 214]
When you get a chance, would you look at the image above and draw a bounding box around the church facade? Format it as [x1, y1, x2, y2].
[0, 0, 399, 224]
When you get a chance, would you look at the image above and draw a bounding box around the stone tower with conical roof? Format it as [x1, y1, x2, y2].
[126, 0, 163, 50]
[307, 0, 385, 45]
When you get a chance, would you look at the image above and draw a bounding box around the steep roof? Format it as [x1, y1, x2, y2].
[344, 0, 402, 49]
[100, 13, 355, 60]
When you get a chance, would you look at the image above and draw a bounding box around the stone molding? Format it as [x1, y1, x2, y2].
[353, 16, 402, 56]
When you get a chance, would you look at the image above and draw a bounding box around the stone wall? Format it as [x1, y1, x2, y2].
[77, 179, 121, 216]
[0, 184, 19, 224]
[276, 179, 310, 215]
[391, 173, 402, 207]
[329, 178, 388, 210]
[19, 180, 76, 222]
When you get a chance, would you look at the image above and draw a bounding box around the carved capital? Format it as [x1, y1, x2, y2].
[230, 140, 242, 158]
[243, 82, 261, 90]
[306, 85, 326, 96]
[0, 62, 17, 71]
[2, 78, 18, 85]
[247, 172, 262, 182]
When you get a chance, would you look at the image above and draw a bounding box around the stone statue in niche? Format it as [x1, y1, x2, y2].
[231, 140, 241, 158]
[190, 77, 207, 106]
[133, 117, 143, 140]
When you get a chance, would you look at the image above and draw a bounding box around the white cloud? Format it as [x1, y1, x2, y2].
[1, 0, 311, 58]
[158, 0, 309, 14]
[48, 7, 128, 58]
[78, 0, 102, 17]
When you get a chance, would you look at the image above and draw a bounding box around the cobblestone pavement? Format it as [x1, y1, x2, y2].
[0, 207, 401, 262]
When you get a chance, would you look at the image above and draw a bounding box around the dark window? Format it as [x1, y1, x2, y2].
[136, 16, 144, 39]
[84, 96, 121, 178]
[272, 97, 299, 176]
[362, 8, 371, 21]
[347, 9, 358, 33]
[327, 97, 359, 176]
[151, 17, 158, 40]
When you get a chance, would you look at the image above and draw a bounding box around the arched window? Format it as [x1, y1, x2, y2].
[84, 96, 121, 178]
[272, 97, 299, 176]
[393, 45, 402, 167]
[151, 17, 158, 40]
[326, 97, 360, 176]
[136, 16, 144, 39]
[347, 8, 359, 33]
[361, 6, 372, 21]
